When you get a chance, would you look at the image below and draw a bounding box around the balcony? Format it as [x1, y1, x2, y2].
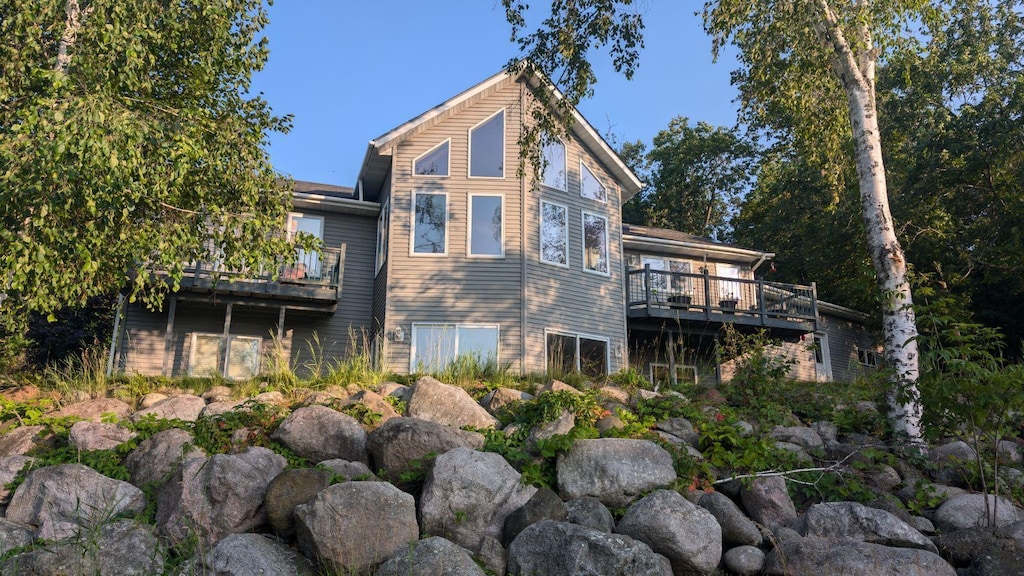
[174, 247, 343, 310]
[626, 266, 817, 337]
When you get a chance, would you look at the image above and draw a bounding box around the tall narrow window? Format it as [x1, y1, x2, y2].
[469, 110, 504, 178]
[375, 201, 389, 273]
[542, 139, 567, 190]
[413, 140, 450, 177]
[469, 194, 503, 257]
[580, 161, 606, 202]
[582, 211, 609, 275]
[540, 201, 568, 267]
[412, 191, 447, 255]
[287, 213, 324, 279]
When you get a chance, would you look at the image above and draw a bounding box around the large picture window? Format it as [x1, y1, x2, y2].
[469, 194, 504, 257]
[582, 211, 609, 275]
[541, 139, 567, 190]
[540, 201, 569, 267]
[411, 324, 499, 373]
[412, 191, 447, 255]
[413, 140, 450, 177]
[580, 161, 606, 202]
[189, 334, 261, 379]
[469, 110, 504, 178]
[546, 331, 608, 378]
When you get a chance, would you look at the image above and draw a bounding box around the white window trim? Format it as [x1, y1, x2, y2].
[412, 138, 451, 178]
[409, 323, 500, 373]
[410, 190, 449, 257]
[287, 212, 325, 239]
[539, 200, 570, 269]
[541, 137, 568, 192]
[188, 333, 262, 380]
[467, 192, 505, 259]
[468, 108, 506, 179]
[649, 363, 699, 387]
[581, 209, 610, 277]
[543, 329, 611, 376]
[375, 200, 390, 274]
[579, 160, 607, 203]
[814, 333, 833, 381]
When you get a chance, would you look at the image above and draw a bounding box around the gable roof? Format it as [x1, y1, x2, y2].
[622, 224, 774, 269]
[356, 64, 643, 201]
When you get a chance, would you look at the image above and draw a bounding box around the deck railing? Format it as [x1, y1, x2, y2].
[185, 246, 343, 289]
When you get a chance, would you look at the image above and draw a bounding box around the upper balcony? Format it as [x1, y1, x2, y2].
[174, 246, 343, 310]
[626, 266, 817, 337]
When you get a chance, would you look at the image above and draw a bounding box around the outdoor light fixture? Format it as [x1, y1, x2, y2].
[393, 326, 405, 342]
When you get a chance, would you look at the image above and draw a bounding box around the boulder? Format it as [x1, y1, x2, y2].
[654, 417, 699, 445]
[264, 468, 333, 539]
[270, 405, 368, 464]
[811, 420, 838, 446]
[934, 493, 1021, 531]
[194, 533, 315, 576]
[997, 440, 1022, 465]
[770, 425, 823, 451]
[566, 496, 615, 533]
[538, 380, 583, 395]
[765, 535, 957, 576]
[294, 481, 418, 574]
[420, 447, 538, 550]
[930, 440, 977, 486]
[254, 391, 286, 405]
[935, 527, 1019, 566]
[557, 439, 676, 508]
[406, 376, 498, 429]
[799, 501, 936, 553]
[50, 397, 133, 421]
[376, 382, 411, 402]
[6, 464, 146, 541]
[0, 519, 163, 576]
[528, 410, 575, 450]
[0, 517, 34, 556]
[0, 456, 33, 504]
[481, 387, 533, 413]
[317, 459, 376, 480]
[366, 417, 485, 482]
[67, 421, 136, 451]
[616, 489, 722, 575]
[376, 536, 487, 576]
[156, 447, 286, 546]
[724, 545, 766, 576]
[740, 475, 797, 528]
[698, 490, 762, 547]
[199, 399, 246, 418]
[0, 425, 50, 457]
[477, 536, 507, 576]
[201, 385, 233, 402]
[132, 395, 206, 422]
[503, 488, 567, 545]
[507, 520, 673, 576]
[347, 389, 402, 426]
[138, 393, 168, 409]
[598, 385, 631, 404]
[124, 427, 205, 488]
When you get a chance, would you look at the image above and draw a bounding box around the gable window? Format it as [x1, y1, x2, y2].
[469, 109, 504, 178]
[413, 140, 450, 177]
[546, 330, 608, 378]
[189, 334, 261, 379]
[375, 200, 389, 273]
[540, 201, 568, 267]
[469, 193, 504, 257]
[582, 211, 609, 275]
[411, 191, 447, 255]
[542, 138, 567, 190]
[411, 323, 499, 372]
[580, 161, 606, 202]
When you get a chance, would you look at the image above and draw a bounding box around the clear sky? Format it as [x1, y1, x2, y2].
[250, 1, 741, 188]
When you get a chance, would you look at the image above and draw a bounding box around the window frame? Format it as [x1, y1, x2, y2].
[539, 200, 570, 268]
[375, 200, 390, 273]
[468, 109, 506, 179]
[544, 329, 610, 377]
[188, 333, 262, 380]
[467, 192, 505, 259]
[410, 190, 449, 257]
[581, 209, 610, 277]
[409, 323, 500, 373]
[541, 137, 568, 191]
[858, 348, 878, 367]
[649, 363, 699, 388]
[579, 160, 607, 203]
[412, 139, 451, 178]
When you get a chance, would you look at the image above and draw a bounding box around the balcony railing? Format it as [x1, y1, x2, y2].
[627, 266, 817, 331]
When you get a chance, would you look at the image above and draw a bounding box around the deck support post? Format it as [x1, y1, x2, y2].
[162, 296, 177, 377]
[221, 302, 233, 377]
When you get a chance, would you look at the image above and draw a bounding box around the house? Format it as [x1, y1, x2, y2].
[107, 65, 878, 384]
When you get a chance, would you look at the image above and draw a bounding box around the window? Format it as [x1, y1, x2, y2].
[814, 334, 833, 381]
[669, 260, 693, 295]
[546, 331, 609, 378]
[582, 211, 609, 275]
[650, 363, 698, 389]
[716, 264, 741, 302]
[858, 349, 878, 367]
[413, 140, 450, 177]
[469, 194, 503, 257]
[286, 213, 324, 279]
[411, 191, 447, 255]
[469, 109, 504, 178]
[411, 324, 499, 372]
[540, 201, 568, 267]
[580, 161, 606, 202]
[375, 200, 389, 273]
[641, 257, 668, 294]
[189, 334, 261, 379]
[542, 138, 567, 190]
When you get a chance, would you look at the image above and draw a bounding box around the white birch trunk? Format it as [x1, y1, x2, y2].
[56, 0, 88, 75]
[813, 0, 923, 443]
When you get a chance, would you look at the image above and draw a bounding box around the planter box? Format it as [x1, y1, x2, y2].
[719, 299, 738, 313]
[667, 294, 692, 308]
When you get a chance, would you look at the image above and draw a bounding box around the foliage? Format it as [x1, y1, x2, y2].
[719, 326, 799, 427]
[337, 403, 382, 428]
[23, 294, 117, 369]
[0, 0, 305, 326]
[494, 390, 603, 428]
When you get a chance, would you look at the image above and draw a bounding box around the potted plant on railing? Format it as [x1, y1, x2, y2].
[667, 290, 693, 308]
[719, 292, 739, 312]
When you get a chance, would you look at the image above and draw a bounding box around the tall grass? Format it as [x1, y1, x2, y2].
[43, 346, 111, 401]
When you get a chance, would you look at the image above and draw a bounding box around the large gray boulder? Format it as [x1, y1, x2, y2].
[770, 425, 823, 451]
[50, 397, 133, 421]
[0, 519, 163, 576]
[190, 533, 315, 576]
[725, 545, 766, 576]
[482, 387, 533, 414]
[156, 447, 286, 546]
[0, 426, 50, 457]
[366, 417, 485, 482]
[132, 394, 206, 422]
[264, 468, 333, 539]
[930, 441, 977, 486]
[507, 520, 673, 576]
[616, 489, 722, 575]
[6, 464, 146, 541]
[406, 376, 498, 429]
[0, 456, 33, 504]
[565, 496, 615, 533]
[270, 405, 368, 464]
[294, 481, 418, 574]
[740, 475, 797, 528]
[124, 427, 205, 488]
[67, 421, 136, 451]
[557, 439, 676, 508]
[799, 501, 937, 553]
[934, 493, 1021, 531]
[420, 447, 538, 551]
[764, 535, 956, 576]
[0, 518, 34, 557]
[376, 536, 487, 576]
[698, 490, 763, 547]
[503, 488, 567, 545]
[654, 417, 699, 445]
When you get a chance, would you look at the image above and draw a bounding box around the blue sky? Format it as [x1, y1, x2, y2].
[251, 1, 741, 188]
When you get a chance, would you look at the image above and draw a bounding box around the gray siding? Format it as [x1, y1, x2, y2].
[820, 313, 880, 383]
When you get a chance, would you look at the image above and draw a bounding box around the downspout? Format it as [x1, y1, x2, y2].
[751, 253, 774, 273]
[519, 81, 529, 374]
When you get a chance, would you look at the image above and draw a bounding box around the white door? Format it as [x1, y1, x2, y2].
[814, 334, 833, 381]
[287, 213, 324, 279]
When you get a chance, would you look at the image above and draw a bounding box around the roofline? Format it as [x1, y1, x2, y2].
[817, 300, 873, 323]
[622, 233, 773, 264]
[292, 192, 380, 216]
